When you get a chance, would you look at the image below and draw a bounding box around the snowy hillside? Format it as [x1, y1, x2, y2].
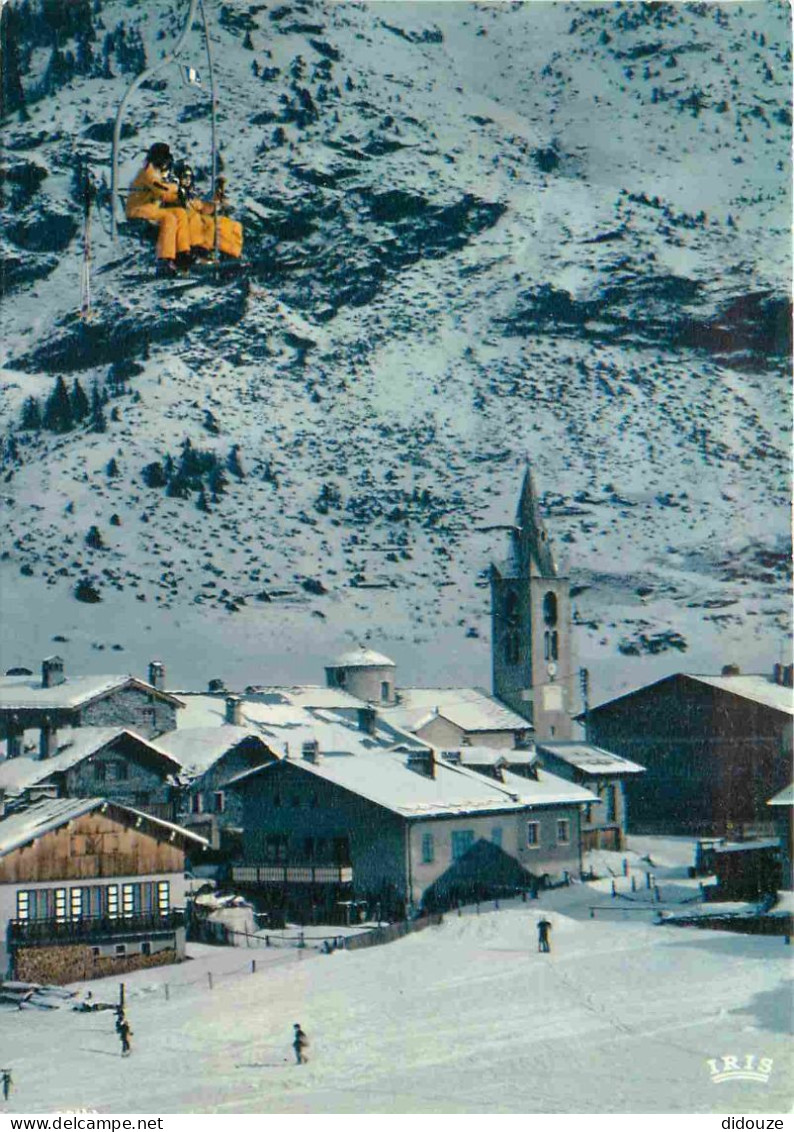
[2, 858, 792, 1114]
[0, 0, 791, 699]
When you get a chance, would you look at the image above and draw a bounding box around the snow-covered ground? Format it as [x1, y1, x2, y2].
[2, 841, 791, 1115]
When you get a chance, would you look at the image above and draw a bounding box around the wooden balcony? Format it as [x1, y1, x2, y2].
[8, 910, 185, 948]
[232, 863, 353, 886]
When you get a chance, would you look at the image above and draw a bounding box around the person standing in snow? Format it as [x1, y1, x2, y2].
[537, 917, 552, 953]
[1, 1070, 12, 1102]
[118, 1016, 133, 1057]
[292, 1023, 309, 1064]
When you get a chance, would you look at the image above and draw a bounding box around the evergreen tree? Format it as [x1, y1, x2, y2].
[243, 30, 254, 49]
[70, 378, 90, 422]
[208, 465, 227, 499]
[20, 396, 42, 431]
[43, 376, 74, 433]
[106, 457, 120, 477]
[197, 486, 211, 513]
[227, 444, 245, 479]
[0, 5, 27, 120]
[90, 381, 106, 433]
[85, 525, 105, 550]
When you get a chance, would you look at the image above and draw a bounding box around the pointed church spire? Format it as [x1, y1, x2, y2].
[515, 464, 557, 578]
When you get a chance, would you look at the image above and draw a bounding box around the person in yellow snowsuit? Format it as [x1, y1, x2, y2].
[126, 143, 191, 273]
[173, 160, 243, 259]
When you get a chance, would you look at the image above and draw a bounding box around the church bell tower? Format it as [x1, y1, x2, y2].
[490, 467, 574, 740]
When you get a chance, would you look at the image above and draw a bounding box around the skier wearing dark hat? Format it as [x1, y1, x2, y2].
[126, 143, 192, 274]
[292, 1023, 309, 1065]
[173, 159, 243, 259]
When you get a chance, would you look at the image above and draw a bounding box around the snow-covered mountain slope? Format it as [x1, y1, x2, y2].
[0, 0, 791, 699]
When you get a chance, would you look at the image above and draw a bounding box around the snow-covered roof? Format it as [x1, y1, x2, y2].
[444, 746, 536, 767]
[0, 673, 184, 710]
[229, 746, 596, 819]
[384, 687, 532, 735]
[154, 726, 274, 777]
[536, 742, 645, 776]
[586, 673, 794, 718]
[173, 688, 364, 729]
[767, 783, 794, 807]
[0, 727, 181, 794]
[328, 647, 396, 669]
[714, 839, 781, 855]
[690, 675, 794, 716]
[0, 797, 207, 859]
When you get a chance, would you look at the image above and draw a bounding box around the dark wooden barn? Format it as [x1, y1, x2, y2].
[581, 668, 793, 836]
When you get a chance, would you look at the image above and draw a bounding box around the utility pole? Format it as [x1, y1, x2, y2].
[579, 667, 590, 740]
[111, 0, 200, 239]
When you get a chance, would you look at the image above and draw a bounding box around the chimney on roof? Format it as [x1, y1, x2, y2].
[42, 656, 64, 689]
[407, 750, 435, 779]
[302, 739, 321, 764]
[773, 662, 794, 688]
[38, 717, 58, 761]
[225, 696, 243, 726]
[721, 664, 741, 677]
[357, 706, 377, 736]
[148, 661, 165, 692]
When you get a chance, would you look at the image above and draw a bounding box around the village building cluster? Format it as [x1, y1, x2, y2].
[0, 471, 790, 983]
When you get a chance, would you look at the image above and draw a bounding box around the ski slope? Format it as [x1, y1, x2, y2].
[3, 870, 791, 1114]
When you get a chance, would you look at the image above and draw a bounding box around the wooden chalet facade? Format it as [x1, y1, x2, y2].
[0, 797, 205, 983]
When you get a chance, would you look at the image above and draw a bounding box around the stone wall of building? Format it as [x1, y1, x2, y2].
[64, 740, 175, 816]
[15, 943, 179, 985]
[80, 687, 178, 738]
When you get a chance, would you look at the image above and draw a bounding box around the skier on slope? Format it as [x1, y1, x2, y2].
[125, 143, 192, 276]
[537, 917, 552, 953]
[173, 160, 243, 259]
[118, 1016, 133, 1057]
[292, 1023, 309, 1065]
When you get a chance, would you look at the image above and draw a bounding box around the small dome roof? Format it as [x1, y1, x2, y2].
[329, 647, 396, 669]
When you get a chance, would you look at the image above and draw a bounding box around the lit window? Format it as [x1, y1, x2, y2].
[55, 889, 67, 922]
[16, 891, 30, 921]
[557, 819, 570, 844]
[107, 885, 119, 919]
[526, 822, 540, 848]
[70, 887, 83, 920]
[421, 832, 435, 863]
[122, 884, 134, 918]
[157, 882, 170, 914]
